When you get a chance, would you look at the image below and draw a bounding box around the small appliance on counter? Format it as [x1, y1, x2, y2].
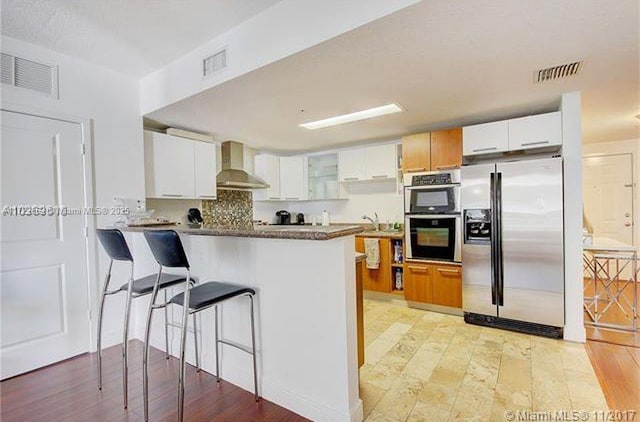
[275, 210, 291, 225]
[296, 213, 305, 225]
[187, 208, 203, 228]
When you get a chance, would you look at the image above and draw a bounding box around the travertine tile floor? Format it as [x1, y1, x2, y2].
[360, 300, 608, 422]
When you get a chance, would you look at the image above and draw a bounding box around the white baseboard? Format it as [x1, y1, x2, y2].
[221, 362, 359, 422]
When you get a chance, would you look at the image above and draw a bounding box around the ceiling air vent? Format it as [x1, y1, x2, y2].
[535, 61, 583, 83]
[203, 49, 227, 77]
[1, 52, 58, 97]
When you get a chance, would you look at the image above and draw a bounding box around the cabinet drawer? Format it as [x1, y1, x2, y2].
[404, 263, 432, 303]
[462, 120, 509, 156]
[431, 264, 462, 308]
[508, 111, 562, 150]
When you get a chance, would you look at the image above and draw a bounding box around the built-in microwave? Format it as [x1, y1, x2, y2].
[404, 170, 460, 214]
[405, 214, 462, 262]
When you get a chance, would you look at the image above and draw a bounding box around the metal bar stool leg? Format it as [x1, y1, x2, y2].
[215, 305, 220, 382]
[97, 259, 113, 391]
[121, 264, 134, 408]
[177, 271, 192, 422]
[143, 269, 162, 422]
[249, 294, 259, 402]
[164, 289, 170, 359]
[193, 313, 200, 372]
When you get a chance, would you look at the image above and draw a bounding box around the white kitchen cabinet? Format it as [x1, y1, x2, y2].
[339, 144, 397, 182]
[338, 149, 366, 182]
[508, 111, 562, 150]
[365, 144, 397, 180]
[279, 156, 306, 200]
[194, 141, 217, 199]
[462, 120, 509, 156]
[145, 131, 196, 198]
[254, 154, 281, 201]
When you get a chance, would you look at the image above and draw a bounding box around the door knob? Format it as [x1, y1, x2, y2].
[625, 213, 631, 217]
[625, 222, 632, 227]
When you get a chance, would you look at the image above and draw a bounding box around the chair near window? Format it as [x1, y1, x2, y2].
[95, 228, 199, 408]
[142, 229, 259, 422]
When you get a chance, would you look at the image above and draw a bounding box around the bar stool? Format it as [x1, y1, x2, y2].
[95, 228, 200, 408]
[141, 230, 258, 422]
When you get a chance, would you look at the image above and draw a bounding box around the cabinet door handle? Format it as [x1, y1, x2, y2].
[199, 195, 216, 198]
[408, 265, 428, 272]
[437, 268, 460, 274]
[435, 165, 459, 170]
[371, 175, 389, 179]
[343, 177, 360, 181]
[161, 194, 184, 197]
[285, 197, 300, 200]
[472, 147, 498, 152]
[521, 140, 550, 147]
[405, 167, 426, 173]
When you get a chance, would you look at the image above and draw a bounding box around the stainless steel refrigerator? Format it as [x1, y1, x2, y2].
[461, 157, 564, 337]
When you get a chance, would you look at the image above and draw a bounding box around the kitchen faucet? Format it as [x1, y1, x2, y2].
[362, 213, 380, 231]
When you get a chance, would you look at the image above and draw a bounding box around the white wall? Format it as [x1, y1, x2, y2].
[583, 138, 640, 249]
[1, 36, 145, 350]
[140, 0, 421, 114]
[561, 92, 585, 343]
[254, 180, 403, 225]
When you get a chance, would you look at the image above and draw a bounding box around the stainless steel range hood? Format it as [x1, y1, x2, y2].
[217, 141, 269, 189]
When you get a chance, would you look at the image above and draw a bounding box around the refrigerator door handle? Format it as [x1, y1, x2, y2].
[490, 172, 497, 306]
[496, 172, 504, 306]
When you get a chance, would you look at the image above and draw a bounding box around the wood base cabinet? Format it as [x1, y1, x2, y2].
[355, 237, 392, 293]
[404, 261, 462, 308]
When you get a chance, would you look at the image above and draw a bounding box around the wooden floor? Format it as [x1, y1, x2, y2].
[0, 340, 308, 422]
[586, 341, 640, 412]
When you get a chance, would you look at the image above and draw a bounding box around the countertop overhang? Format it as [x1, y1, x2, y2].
[118, 224, 364, 240]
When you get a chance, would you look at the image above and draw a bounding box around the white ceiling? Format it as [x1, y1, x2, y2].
[0, 0, 283, 77]
[146, 0, 640, 152]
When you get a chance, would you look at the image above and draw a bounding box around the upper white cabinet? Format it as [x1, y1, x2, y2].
[145, 131, 217, 199]
[338, 144, 397, 182]
[145, 132, 193, 199]
[462, 120, 509, 156]
[365, 144, 397, 180]
[338, 149, 366, 182]
[194, 141, 217, 199]
[254, 154, 280, 200]
[508, 111, 562, 150]
[463, 112, 562, 157]
[279, 157, 306, 200]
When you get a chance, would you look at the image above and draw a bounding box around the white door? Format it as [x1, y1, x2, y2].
[1, 111, 90, 379]
[583, 154, 634, 245]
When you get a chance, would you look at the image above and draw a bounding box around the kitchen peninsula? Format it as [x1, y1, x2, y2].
[121, 224, 364, 422]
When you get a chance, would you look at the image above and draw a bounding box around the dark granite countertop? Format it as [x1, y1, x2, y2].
[118, 224, 364, 241]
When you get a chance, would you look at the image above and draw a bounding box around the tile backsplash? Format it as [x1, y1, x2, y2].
[202, 190, 253, 229]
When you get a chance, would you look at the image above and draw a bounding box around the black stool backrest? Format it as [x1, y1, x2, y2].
[143, 230, 190, 269]
[96, 229, 133, 261]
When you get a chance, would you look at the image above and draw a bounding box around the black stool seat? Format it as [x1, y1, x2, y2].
[120, 273, 189, 295]
[170, 282, 255, 311]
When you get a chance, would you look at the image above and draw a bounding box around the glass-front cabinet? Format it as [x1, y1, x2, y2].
[307, 153, 343, 200]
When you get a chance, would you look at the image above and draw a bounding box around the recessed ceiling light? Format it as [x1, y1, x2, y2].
[299, 103, 404, 130]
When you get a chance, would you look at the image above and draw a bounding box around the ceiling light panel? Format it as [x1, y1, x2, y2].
[299, 103, 403, 129]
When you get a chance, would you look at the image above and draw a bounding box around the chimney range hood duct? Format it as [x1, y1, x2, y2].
[217, 141, 269, 189]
